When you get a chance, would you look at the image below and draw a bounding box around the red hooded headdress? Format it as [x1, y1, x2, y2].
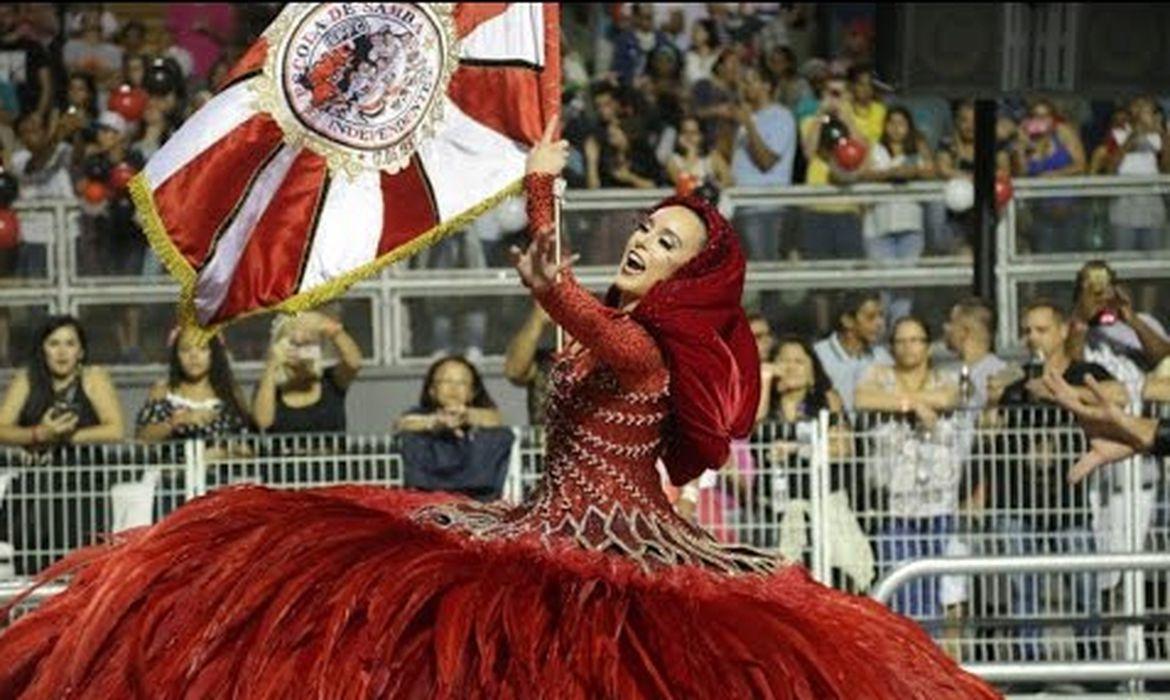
[609, 194, 760, 486]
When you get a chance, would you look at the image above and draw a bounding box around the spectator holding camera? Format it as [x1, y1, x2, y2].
[0, 314, 122, 576]
[253, 311, 362, 434]
[1013, 98, 1086, 179]
[1068, 261, 1169, 400]
[0, 315, 124, 448]
[1067, 262, 1168, 601]
[1104, 96, 1168, 252]
[797, 70, 868, 258]
[1013, 99, 1087, 253]
[981, 299, 1123, 665]
[998, 300, 1125, 409]
[56, 73, 99, 154]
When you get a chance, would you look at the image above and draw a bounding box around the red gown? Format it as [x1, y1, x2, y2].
[0, 183, 1000, 699]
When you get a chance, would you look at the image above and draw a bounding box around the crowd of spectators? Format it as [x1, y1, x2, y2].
[0, 4, 1165, 365]
[558, 3, 1170, 262]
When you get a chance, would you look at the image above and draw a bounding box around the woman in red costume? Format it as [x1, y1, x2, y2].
[0, 123, 999, 699]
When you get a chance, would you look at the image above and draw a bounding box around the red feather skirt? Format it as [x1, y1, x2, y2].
[0, 486, 999, 699]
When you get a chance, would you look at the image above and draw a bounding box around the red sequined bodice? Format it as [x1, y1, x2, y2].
[416, 175, 774, 574]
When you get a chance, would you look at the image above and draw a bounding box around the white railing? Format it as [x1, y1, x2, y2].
[4, 175, 1168, 372]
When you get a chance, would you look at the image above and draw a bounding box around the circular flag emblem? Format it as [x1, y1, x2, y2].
[258, 3, 457, 174]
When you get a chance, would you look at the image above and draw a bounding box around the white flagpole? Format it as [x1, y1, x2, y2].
[554, 177, 565, 353]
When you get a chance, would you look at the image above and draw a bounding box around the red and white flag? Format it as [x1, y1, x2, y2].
[131, 3, 560, 332]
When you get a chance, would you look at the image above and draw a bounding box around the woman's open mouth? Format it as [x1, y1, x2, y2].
[621, 250, 646, 275]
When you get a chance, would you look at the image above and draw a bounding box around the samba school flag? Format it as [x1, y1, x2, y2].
[130, 3, 560, 332]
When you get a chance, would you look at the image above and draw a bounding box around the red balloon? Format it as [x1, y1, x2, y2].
[834, 137, 867, 171]
[994, 173, 1014, 209]
[0, 208, 20, 249]
[82, 179, 109, 204]
[108, 83, 148, 121]
[109, 162, 137, 191]
[674, 171, 699, 197]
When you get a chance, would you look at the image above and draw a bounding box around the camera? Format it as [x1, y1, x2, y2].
[1022, 117, 1051, 140]
[1090, 307, 1119, 327]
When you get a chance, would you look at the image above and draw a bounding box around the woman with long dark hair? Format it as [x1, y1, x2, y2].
[397, 355, 509, 502]
[396, 354, 501, 435]
[0, 315, 123, 575]
[763, 334, 844, 422]
[136, 327, 252, 442]
[0, 315, 123, 447]
[0, 125, 996, 698]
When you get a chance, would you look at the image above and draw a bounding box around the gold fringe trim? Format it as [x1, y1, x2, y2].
[130, 170, 525, 343]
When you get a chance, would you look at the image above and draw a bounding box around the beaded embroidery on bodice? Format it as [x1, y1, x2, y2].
[414, 171, 775, 574]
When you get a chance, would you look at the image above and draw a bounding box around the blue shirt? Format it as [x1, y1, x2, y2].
[731, 104, 796, 187]
[813, 333, 893, 413]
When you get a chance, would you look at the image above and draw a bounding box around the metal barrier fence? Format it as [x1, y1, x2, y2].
[0, 407, 1167, 684]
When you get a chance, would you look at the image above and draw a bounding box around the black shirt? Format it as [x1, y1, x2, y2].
[978, 361, 1115, 529]
[17, 375, 100, 431]
[999, 361, 1113, 407]
[271, 366, 348, 434]
[0, 37, 50, 114]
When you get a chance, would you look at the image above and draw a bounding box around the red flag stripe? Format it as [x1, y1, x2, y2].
[448, 65, 544, 147]
[210, 150, 329, 324]
[377, 157, 439, 256]
[454, 3, 509, 38]
[152, 114, 286, 270]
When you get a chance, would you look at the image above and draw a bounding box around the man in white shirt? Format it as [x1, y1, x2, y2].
[813, 291, 891, 413]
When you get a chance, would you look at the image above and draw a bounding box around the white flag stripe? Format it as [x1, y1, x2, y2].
[416, 100, 526, 221]
[194, 145, 301, 325]
[144, 78, 261, 189]
[296, 169, 386, 292]
[460, 3, 545, 66]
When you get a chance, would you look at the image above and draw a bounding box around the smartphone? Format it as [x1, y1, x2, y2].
[49, 400, 78, 421]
